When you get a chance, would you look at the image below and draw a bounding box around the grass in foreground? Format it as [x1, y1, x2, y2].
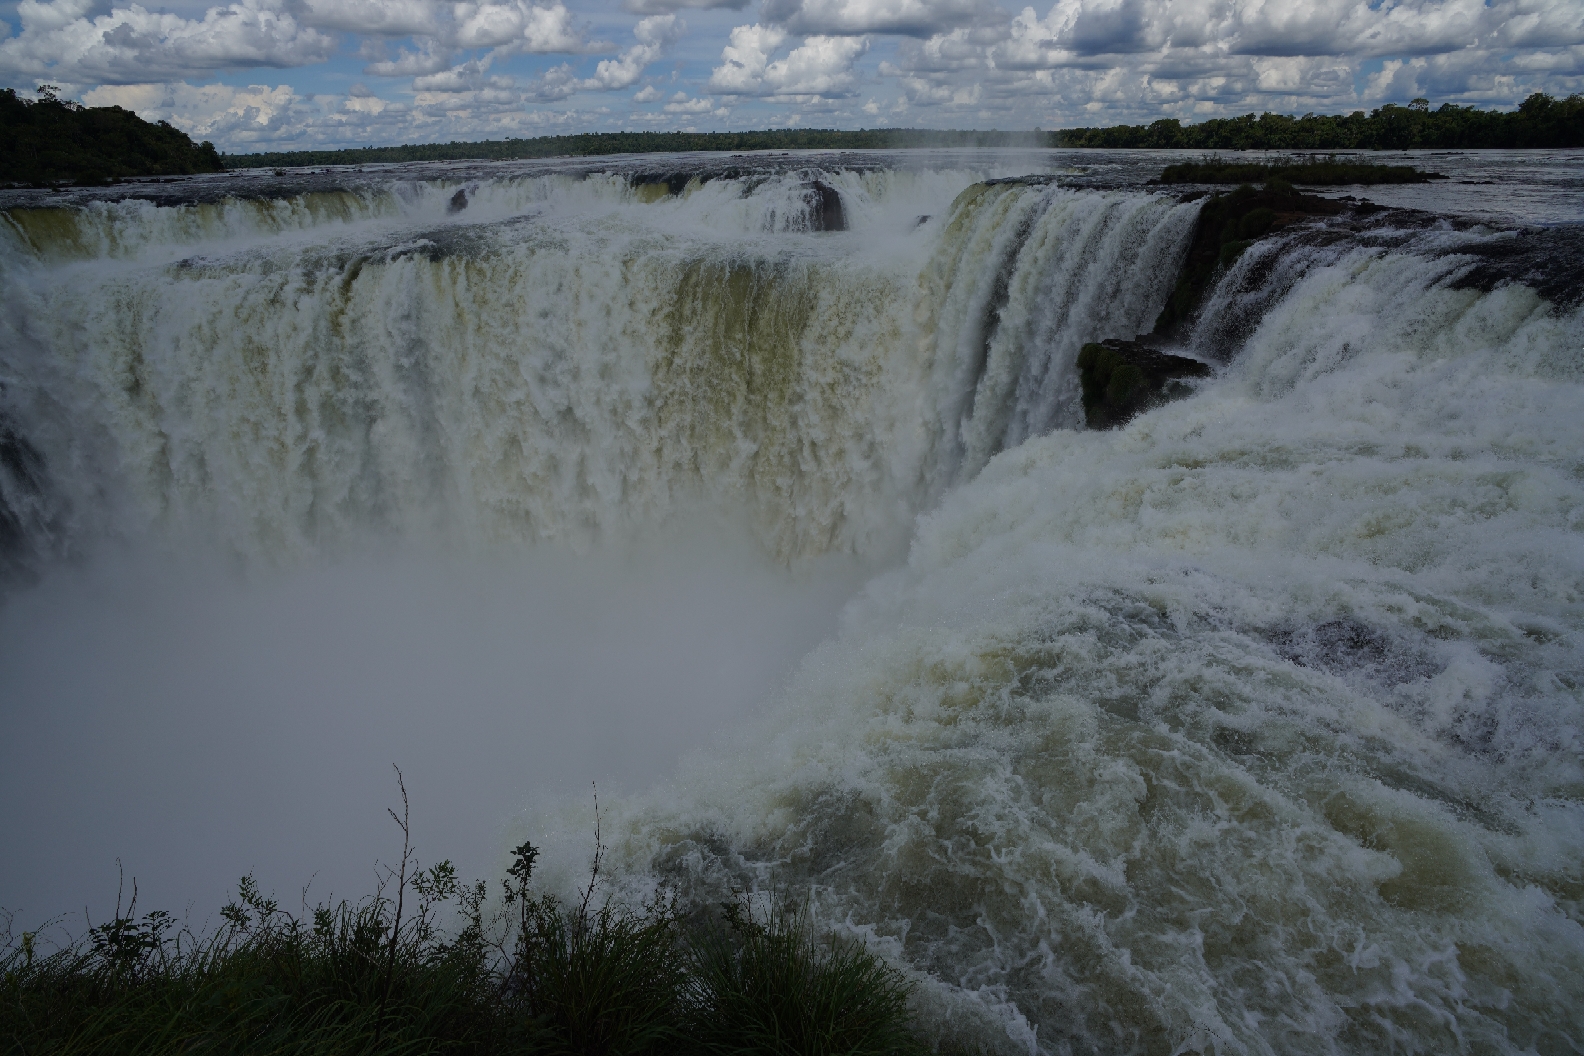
[2, 776, 926, 1056]
[1158, 156, 1446, 185]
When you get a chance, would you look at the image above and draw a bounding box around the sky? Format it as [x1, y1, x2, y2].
[0, 0, 1581, 153]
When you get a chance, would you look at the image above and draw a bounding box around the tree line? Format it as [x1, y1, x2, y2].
[224, 129, 1046, 169]
[0, 86, 224, 185]
[4, 87, 1579, 184]
[1055, 93, 1584, 150]
[227, 94, 1583, 170]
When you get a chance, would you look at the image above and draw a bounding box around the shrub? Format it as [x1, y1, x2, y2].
[1, 772, 929, 1056]
[498, 840, 683, 1056]
[681, 899, 923, 1056]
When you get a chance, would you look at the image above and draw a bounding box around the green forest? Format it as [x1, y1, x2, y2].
[0, 87, 224, 185]
[225, 129, 1045, 169]
[1056, 92, 1584, 149]
[224, 93, 1583, 170]
[3, 88, 1579, 182]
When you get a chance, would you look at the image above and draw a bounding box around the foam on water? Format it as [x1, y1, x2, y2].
[575, 238, 1584, 1053]
[3, 158, 1582, 1052]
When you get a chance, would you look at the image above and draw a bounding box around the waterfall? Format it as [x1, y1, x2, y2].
[0, 168, 1195, 569]
[581, 220, 1584, 1054]
[4, 157, 1581, 1055]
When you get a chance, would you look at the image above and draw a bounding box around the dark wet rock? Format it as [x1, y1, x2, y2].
[0, 410, 49, 584]
[1077, 339, 1211, 429]
[806, 180, 846, 232]
[631, 171, 696, 196]
[1268, 618, 1443, 692]
[1447, 225, 1584, 308]
[628, 166, 774, 196]
[1152, 184, 1349, 338]
[447, 188, 468, 213]
[629, 170, 846, 231]
[1156, 159, 1447, 186]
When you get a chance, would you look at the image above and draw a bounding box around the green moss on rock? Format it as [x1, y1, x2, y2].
[1078, 339, 1212, 429]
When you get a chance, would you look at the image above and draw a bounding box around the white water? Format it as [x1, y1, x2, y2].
[0, 165, 1188, 563]
[3, 156, 1582, 1052]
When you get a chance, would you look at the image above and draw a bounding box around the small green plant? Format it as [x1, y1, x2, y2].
[1, 774, 932, 1055]
[682, 896, 923, 1056]
[495, 793, 684, 1056]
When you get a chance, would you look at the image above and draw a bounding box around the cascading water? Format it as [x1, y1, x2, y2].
[0, 166, 1190, 567]
[2, 152, 1582, 1054]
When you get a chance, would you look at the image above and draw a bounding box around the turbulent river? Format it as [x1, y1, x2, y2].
[3, 148, 1583, 1053]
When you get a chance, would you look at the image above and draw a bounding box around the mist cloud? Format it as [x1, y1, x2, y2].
[0, 542, 869, 930]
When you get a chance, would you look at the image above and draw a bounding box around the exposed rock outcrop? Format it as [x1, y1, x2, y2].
[807, 180, 846, 232]
[1152, 184, 1352, 338]
[1077, 339, 1211, 429]
[628, 171, 847, 231]
[0, 409, 49, 583]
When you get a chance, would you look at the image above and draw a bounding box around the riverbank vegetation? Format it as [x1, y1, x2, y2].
[5, 89, 1579, 181]
[221, 94, 1581, 171]
[0, 87, 223, 186]
[1, 778, 926, 1056]
[1059, 92, 1584, 150]
[225, 128, 1045, 170]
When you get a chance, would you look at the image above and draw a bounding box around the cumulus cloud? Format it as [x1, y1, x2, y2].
[315, 0, 591, 50]
[991, 0, 1584, 64]
[623, 0, 747, 12]
[81, 79, 330, 145]
[710, 26, 867, 95]
[708, 23, 788, 92]
[876, 0, 1584, 123]
[10, 0, 1584, 150]
[525, 14, 680, 99]
[318, 0, 595, 54]
[80, 73, 634, 152]
[449, 1, 588, 51]
[0, 0, 603, 87]
[760, 0, 1005, 37]
[410, 55, 515, 91]
[585, 14, 682, 87]
[299, 0, 440, 38]
[0, 0, 333, 83]
[363, 42, 456, 77]
[663, 89, 714, 110]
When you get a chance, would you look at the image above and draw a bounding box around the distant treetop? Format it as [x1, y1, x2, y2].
[1, 87, 224, 186]
[222, 129, 1047, 170]
[1054, 93, 1584, 150]
[220, 95, 1582, 171]
[7, 91, 1573, 184]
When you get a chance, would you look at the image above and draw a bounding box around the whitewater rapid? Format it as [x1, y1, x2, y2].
[3, 152, 1583, 1053]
